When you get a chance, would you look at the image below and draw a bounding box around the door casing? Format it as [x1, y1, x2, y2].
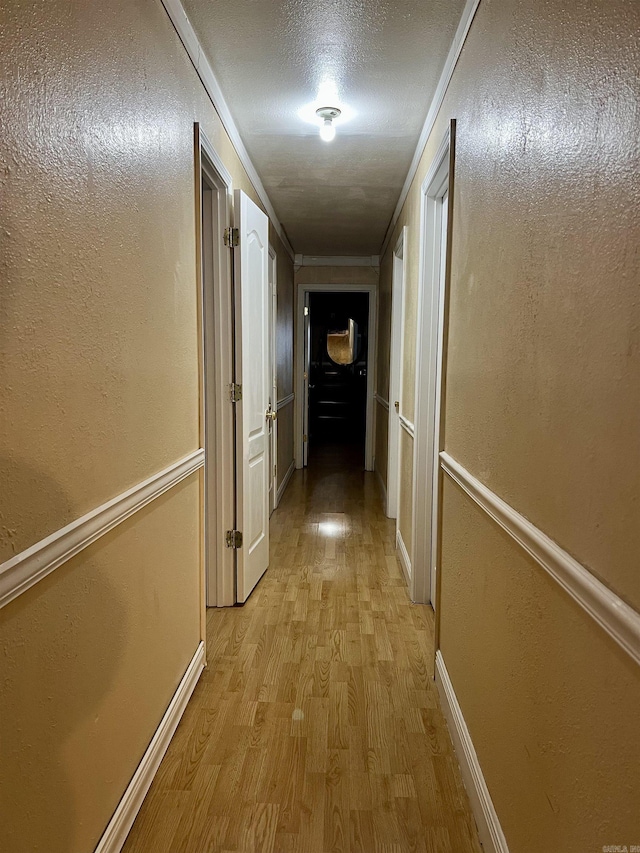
[268, 246, 278, 513]
[411, 121, 455, 609]
[387, 227, 408, 521]
[295, 282, 377, 471]
[195, 124, 236, 608]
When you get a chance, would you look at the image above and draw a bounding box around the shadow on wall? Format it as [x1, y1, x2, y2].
[0, 458, 127, 853]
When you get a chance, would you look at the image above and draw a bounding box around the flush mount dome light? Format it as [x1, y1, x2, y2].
[316, 106, 341, 142]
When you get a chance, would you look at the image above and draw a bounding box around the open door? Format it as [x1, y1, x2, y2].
[302, 292, 311, 467]
[234, 190, 270, 602]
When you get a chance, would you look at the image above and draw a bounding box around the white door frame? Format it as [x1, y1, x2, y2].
[295, 282, 377, 471]
[386, 227, 408, 519]
[411, 123, 454, 606]
[268, 245, 278, 513]
[196, 125, 236, 608]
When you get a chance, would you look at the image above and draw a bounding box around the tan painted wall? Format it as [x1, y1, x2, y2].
[376, 0, 640, 848]
[0, 478, 200, 853]
[294, 265, 379, 288]
[374, 399, 388, 500]
[276, 401, 295, 493]
[0, 0, 293, 849]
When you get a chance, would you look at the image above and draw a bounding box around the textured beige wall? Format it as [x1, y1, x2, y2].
[440, 480, 640, 852]
[0, 0, 293, 849]
[0, 476, 201, 853]
[377, 0, 640, 847]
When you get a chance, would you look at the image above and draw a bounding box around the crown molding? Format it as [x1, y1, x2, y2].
[160, 0, 295, 260]
[380, 0, 482, 257]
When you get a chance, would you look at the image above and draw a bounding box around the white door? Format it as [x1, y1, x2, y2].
[302, 292, 311, 467]
[234, 190, 270, 603]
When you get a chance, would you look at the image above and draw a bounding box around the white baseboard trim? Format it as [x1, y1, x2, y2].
[276, 459, 296, 506]
[435, 651, 509, 853]
[440, 452, 640, 668]
[0, 449, 205, 611]
[396, 529, 412, 588]
[95, 640, 205, 853]
[375, 466, 388, 515]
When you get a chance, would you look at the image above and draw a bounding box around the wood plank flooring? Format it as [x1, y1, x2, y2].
[122, 445, 482, 853]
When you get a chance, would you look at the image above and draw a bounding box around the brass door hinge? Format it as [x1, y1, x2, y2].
[229, 383, 242, 403]
[303, 434, 308, 442]
[223, 227, 239, 248]
[225, 530, 243, 549]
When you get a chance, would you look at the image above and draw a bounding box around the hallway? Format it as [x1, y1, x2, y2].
[122, 449, 481, 853]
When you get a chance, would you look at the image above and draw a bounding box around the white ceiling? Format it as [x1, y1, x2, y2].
[182, 0, 467, 256]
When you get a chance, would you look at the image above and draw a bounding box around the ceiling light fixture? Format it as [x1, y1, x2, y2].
[316, 107, 341, 142]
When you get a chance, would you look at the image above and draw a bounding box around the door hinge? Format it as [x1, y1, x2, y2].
[304, 306, 309, 316]
[229, 382, 243, 403]
[225, 529, 243, 549]
[223, 227, 239, 248]
[303, 434, 308, 442]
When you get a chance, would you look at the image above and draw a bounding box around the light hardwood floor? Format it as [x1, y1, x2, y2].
[122, 445, 482, 853]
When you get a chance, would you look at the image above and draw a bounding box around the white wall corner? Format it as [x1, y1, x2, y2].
[435, 650, 510, 853]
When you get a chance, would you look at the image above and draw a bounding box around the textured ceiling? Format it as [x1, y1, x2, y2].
[182, 0, 467, 255]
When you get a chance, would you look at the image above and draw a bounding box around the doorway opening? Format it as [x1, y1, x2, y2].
[412, 120, 455, 608]
[308, 291, 368, 466]
[296, 284, 377, 472]
[196, 125, 236, 608]
[387, 226, 408, 522]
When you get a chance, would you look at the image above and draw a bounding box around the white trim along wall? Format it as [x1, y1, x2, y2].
[440, 452, 640, 668]
[95, 641, 206, 853]
[277, 392, 295, 410]
[435, 651, 510, 853]
[0, 449, 205, 610]
[396, 529, 412, 589]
